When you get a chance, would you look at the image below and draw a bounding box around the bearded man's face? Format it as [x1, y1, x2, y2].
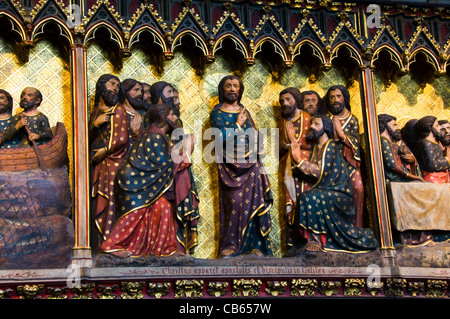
[439, 122, 450, 146]
[222, 79, 240, 104]
[0, 93, 12, 114]
[126, 83, 143, 110]
[101, 78, 120, 106]
[280, 93, 298, 119]
[387, 120, 402, 142]
[328, 89, 346, 116]
[306, 118, 326, 143]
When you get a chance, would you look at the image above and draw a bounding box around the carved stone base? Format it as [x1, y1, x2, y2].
[394, 241, 450, 268]
[0, 168, 74, 269]
[93, 248, 384, 269]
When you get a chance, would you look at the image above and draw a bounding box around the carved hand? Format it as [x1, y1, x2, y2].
[236, 107, 247, 126]
[28, 132, 40, 142]
[332, 116, 345, 141]
[130, 113, 142, 134]
[94, 110, 114, 128]
[92, 147, 107, 163]
[286, 121, 296, 144]
[406, 174, 425, 182]
[16, 117, 28, 130]
[290, 142, 302, 165]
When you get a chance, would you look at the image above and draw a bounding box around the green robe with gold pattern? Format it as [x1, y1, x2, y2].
[2, 112, 53, 147]
[414, 138, 449, 183]
[381, 136, 415, 184]
[0, 116, 19, 149]
[414, 138, 450, 172]
[295, 139, 378, 252]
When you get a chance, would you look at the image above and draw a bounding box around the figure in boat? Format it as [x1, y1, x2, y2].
[2, 87, 53, 148]
[0, 89, 19, 149]
[0, 86, 72, 269]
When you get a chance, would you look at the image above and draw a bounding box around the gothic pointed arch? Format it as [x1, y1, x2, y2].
[31, 0, 74, 46]
[128, 5, 167, 53]
[171, 7, 209, 56]
[252, 14, 289, 63]
[212, 11, 249, 60]
[83, 1, 125, 49]
[329, 21, 364, 65]
[0, 0, 26, 42]
[369, 25, 405, 69]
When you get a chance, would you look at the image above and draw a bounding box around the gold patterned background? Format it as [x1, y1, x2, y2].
[374, 71, 450, 127]
[0, 37, 73, 181]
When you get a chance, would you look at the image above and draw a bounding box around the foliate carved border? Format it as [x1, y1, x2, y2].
[0, 277, 448, 299]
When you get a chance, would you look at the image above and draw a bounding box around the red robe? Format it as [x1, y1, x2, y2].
[99, 125, 198, 257]
[100, 195, 179, 256]
[90, 104, 129, 240]
[329, 112, 364, 228]
[279, 110, 313, 217]
[278, 111, 316, 249]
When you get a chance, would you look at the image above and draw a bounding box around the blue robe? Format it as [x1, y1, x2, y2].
[3, 112, 53, 147]
[0, 117, 19, 149]
[210, 104, 272, 256]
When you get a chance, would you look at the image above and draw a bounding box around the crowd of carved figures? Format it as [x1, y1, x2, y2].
[0, 73, 449, 260]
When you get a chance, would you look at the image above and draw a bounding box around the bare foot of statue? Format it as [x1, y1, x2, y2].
[425, 240, 437, 247]
[251, 249, 263, 256]
[172, 251, 186, 256]
[220, 249, 234, 257]
[110, 250, 132, 259]
[305, 243, 321, 252]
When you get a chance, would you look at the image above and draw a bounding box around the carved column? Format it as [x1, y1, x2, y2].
[70, 42, 92, 265]
[359, 54, 395, 253]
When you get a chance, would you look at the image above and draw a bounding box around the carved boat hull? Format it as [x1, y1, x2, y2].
[0, 122, 68, 172]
